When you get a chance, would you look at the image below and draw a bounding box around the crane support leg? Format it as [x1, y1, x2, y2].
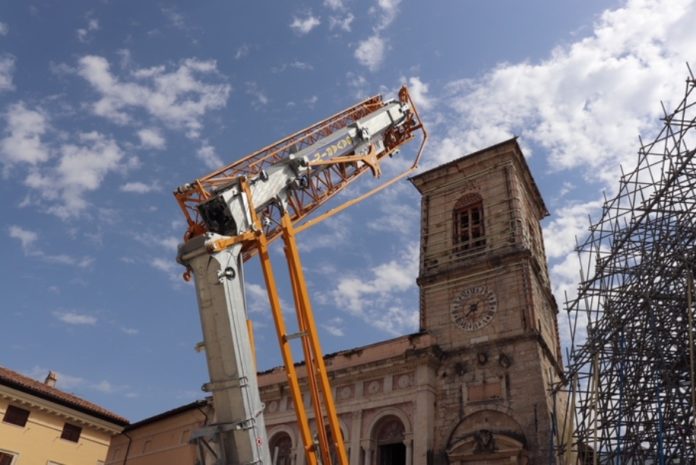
[254, 230, 320, 465]
[280, 213, 349, 465]
[179, 237, 271, 465]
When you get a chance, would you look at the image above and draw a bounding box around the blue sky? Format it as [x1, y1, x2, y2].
[1, 0, 694, 422]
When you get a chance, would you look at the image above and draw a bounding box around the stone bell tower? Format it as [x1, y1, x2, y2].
[410, 139, 570, 465]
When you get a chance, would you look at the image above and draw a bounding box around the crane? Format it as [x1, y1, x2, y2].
[174, 86, 427, 465]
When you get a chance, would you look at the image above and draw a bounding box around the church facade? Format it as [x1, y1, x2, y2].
[106, 139, 569, 465]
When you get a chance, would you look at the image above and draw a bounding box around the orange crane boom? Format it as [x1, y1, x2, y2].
[175, 87, 426, 255]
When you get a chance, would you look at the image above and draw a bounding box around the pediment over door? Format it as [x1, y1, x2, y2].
[447, 431, 528, 464]
[446, 410, 528, 465]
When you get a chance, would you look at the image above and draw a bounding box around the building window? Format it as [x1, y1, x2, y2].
[60, 423, 82, 442]
[2, 405, 29, 427]
[0, 451, 17, 465]
[453, 194, 485, 251]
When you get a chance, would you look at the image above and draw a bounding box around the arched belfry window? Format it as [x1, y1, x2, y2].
[453, 193, 485, 251]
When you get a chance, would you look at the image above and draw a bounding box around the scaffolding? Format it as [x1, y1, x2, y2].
[559, 70, 696, 464]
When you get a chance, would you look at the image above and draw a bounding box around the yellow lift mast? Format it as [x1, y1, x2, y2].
[174, 87, 426, 465]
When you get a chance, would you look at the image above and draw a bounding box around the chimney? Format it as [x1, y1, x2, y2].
[44, 371, 58, 388]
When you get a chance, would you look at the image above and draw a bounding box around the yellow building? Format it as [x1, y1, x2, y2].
[0, 365, 128, 465]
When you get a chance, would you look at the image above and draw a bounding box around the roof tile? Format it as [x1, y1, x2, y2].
[0, 365, 129, 426]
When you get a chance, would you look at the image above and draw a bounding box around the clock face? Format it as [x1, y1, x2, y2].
[451, 286, 497, 331]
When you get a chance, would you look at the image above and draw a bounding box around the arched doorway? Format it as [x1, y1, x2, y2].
[373, 415, 406, 465]
[269, 431, 293, 465]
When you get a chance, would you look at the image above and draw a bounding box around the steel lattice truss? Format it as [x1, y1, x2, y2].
[560, 73, 696, 464]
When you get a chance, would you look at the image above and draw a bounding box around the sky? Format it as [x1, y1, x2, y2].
[1, 0, 695, 422]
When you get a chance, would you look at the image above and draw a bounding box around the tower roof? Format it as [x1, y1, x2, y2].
[409, 138, 549, 217]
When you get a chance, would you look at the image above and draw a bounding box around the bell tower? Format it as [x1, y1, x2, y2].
[410, 139, 570, 464]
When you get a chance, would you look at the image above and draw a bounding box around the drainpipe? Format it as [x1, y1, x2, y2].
[121, 431, 132, 465]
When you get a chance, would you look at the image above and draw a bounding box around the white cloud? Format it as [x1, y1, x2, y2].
[121, 327, 139, 335]
[330, 243, 419, 334]
[162, 6, 185, 30]
[137, 128, 166, 149]
[43, 254, 93, 268]
[120, 181, 158, 194]
[25, 131, 124, 218]
[245, 282, 292, 315]
[77, 55, 231, 138]
[53, 311, 97, 326]
[0, 102, 49, 169]
[9, 225, 38, 251]
[0, 54, 14, 91]
[92, 380, 115, 393]
[329, 13, 354, 32]
[374, 0, 402, 30]
[543, 200, 602, 259]
[151, 257, 186, 284]
[245, 283, 270, 314]
[8, 225, 93, 267]
[406, 76, 432, 111]
[324, 0, 345, 10]
[430, 0, 696, 185]
[322, 317, 345, 337]
[346, 72, 369, 99]
[245, 81, 269, 109]
[300, 215, 351, 252]
[271, 61, 314, 73]
[354, 35, 386, 71]
[49, 61, 76, 77]
[151, 257, 176, 273]
[235, 44, 250, 60]
[353, 0, 400, 70]
[0, 22, 9, 36]
[54, 372, 86, 390]
[196, 141, 223, 169]
[290, 13, 321, 35]
[76, 18, 99, 43]
[116, 49, 131, 69]
[160, 236, 180, 252]
[367, 183, 419, 235]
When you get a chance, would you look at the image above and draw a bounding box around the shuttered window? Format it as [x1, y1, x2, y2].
[0, 451, 17, 465]
[2, 405, 29, 427]
[60, 423, 82, 442]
